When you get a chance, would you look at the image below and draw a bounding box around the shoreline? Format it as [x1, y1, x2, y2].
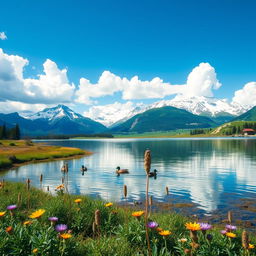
[0, 140, 91, 171]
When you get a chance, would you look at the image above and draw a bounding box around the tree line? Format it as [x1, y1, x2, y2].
[0, 124, 20, 140]
[221, 122, 256, 135]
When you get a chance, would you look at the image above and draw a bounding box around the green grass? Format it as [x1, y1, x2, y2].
[0, 182, 255, 255]
[0, 140, 88, 169]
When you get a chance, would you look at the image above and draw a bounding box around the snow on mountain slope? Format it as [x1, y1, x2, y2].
[86, 96, 250, 127]
[25, 104, 81, 122]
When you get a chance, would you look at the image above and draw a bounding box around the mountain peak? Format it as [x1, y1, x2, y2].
[26, 104, 82, 121]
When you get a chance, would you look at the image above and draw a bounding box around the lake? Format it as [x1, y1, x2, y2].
[1, 138, 256, 218]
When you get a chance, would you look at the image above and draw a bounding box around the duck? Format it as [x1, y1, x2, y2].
[116, 166, 129, 174]
[80, 165, 87, 172]
[148, 169, 157, 178]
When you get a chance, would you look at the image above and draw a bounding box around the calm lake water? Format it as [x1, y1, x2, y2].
[1, 138, 256, 217]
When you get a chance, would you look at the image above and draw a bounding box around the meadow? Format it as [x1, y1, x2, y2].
[0, 140, 88, 169]
[0, 179, 255, 255]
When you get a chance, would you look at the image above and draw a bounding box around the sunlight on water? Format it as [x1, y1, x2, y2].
[1, 138, 256, 214]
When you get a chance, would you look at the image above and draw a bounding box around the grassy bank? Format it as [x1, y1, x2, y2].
[0, 182, 255, 255]
[0, 140, 89, 170]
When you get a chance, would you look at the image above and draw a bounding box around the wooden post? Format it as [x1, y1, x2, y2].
[40, 174, 43, 183]
[26, 178, 31, 191]
[165, 186, 169, 195]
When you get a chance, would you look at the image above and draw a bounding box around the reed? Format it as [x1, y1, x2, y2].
[144, 149, 151, 256]
[123, 185, 127, 198]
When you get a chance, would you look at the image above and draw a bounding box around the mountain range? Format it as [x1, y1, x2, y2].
[89, 96, 249, 127]
[0, 97, 255, 136]
[0, 105, 107, 136]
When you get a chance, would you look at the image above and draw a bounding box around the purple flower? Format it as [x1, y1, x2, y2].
[206, 234, 213, 241]
[7, 205, 17, 211]
[55, 224, 67, 232]
[147, 221, 158, 229]
[48, 217, 58, 222]
[220, 230, 227, 235]
[199, 223, 212, 231]
[225, 224, 237, 231]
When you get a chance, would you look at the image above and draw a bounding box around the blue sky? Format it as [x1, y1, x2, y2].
[0, 0, 256, 117]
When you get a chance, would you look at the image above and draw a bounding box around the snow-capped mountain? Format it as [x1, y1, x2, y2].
[5, 105, 107, 135]
[25, 104, 81, 123]
[97, 96, 250, 127]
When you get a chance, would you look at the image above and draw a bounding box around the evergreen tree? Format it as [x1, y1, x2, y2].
[15, 124, 20, 140]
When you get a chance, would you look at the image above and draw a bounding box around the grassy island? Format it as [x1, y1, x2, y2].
[0, 182, 255, 255]
[0, 140, 89, 170]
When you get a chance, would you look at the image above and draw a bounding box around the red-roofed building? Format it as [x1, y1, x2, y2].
[242, 128, 255, 135]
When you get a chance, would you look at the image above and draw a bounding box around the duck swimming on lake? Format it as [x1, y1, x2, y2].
[116, 166, 129, 174]
[148, 169, 157, 178]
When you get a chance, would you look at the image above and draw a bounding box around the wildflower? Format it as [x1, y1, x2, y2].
[60, 233, 72, 239]
[0, 211, 6, 217]
[178, 238, 188, 243]
[7, 205, 17, 211]
[185, 222, 201, 231]
[29, 209, 45, 219]
[220, 230, 227, 235]
[32, 248, 38, 253]
[56, 184, 64, 190]
[249, 244, 255, 249]
[159, 230, 171, 236]
[74, 198, 82, 204]
[156, 227, 163, 232]
[55, 224, 68, 233]
[5, 226, 12, 234]
[199, 223, 212, 231]
[226, 232, 236, 238]
[225, 224, 237, 231]
[131, 211, 144, 218]
[23, 220, 33, 225]
[206, 234, 213, 241]
[48, 216, 58, 222]
[147, 221, 158, 229]
[105, 202, 113, 207]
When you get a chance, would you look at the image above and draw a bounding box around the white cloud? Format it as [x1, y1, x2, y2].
[75, 62, 221, 104]
[84, 101, 144, 126]
[0, 100, 46, 114]
[0, 48, 75, 104]
[183, 62, 221, 97]
[232, 82, 256, 107]
[0, 32, 7, 40]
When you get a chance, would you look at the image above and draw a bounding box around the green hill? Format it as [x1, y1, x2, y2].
[232, 106, 256, 121]
[111, 106, 216, 133]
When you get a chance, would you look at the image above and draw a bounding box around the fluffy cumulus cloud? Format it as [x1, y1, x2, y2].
[183, 62, 221, 97]
[0, 48, 75, 104]
[232, 82, 256, 107]
[0, 100, 47, 114]
[75, 62, 221, 104]
[0, 32, 7, 40]
[84, 101, 144, 126]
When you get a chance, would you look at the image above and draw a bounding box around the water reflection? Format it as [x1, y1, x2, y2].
[1, 138, 256, 213]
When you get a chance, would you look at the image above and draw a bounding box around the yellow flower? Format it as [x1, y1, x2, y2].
[226, 232, 236, 238]
[32, 248, 38, 253]
[185, 222, 201, 231]
[159, 230, 171, 236]
[105, 202, 113, 207]
[23, 220, 33, 225]
[5, 226, 12, 233]
[29, 209, 46, 219]
[74, 198, 82, 203]
[249, 244, 255, 249]
[132, 211, 145, 217]
[60, 233, 72, 239]
[0, 211, 6, 217]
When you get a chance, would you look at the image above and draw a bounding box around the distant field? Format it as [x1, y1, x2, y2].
[0, 140, 89, 169]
